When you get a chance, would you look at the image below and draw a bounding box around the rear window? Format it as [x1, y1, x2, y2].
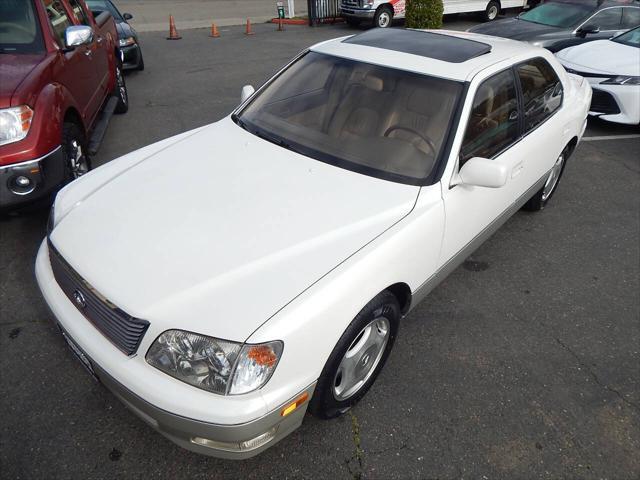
[0, 0, 45, 53]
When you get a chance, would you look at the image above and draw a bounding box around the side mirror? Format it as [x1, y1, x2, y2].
[64, 25, 93, 48]
[123, 12, 133, 20]
[577, 24, 600, 36]
[458, 157, 508, 188]
[240, 85, 255, 103]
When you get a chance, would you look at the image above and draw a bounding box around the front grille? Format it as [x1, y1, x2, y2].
[590, 89, 621, 115]
[341, 0, 362, 7]
[48, 240, 149, 356]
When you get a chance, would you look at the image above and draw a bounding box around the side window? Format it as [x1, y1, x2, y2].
[460, 70, 519, 164]
[67, 0, 91, 25]
[517, 58, 563, 132]
[589, 8, 623, 30]
[40, 0, 71, 47]
[621, 8, 640, 29]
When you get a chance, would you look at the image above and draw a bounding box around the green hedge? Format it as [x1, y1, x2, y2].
[405, 0, 444, 29]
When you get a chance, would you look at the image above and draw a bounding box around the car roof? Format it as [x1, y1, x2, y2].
[310, 29, 541, 82]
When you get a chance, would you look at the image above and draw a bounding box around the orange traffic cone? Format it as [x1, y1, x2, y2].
[167, 15, 181, 40]
[245, 18, 254, 35]
[209, 22, 220, 38]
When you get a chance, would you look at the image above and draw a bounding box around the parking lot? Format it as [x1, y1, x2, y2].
[1, 19, 639, 480]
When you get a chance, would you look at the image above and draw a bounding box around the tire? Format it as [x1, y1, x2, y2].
[522, 146, 569, 211]
[309, 291, 400, 419]
[483, 0, 500, 22]
[112, 61, 129, 114]
[62, 122, 91, 182]
[374, 6, 393, 28]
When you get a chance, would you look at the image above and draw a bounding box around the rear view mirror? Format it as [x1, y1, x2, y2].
[64, 25, 93, 49]
[240, 85, 255, 103]
[458, 157, 508, 188]
[577, 24, 600, 36]
[123, 12, 133, 20]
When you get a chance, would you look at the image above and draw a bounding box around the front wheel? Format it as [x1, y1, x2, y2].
[112, 61, 129, 114]
[374, 6, 393, 28]
[62, 122, 91, 181]
[522, 149, 567, 211]
[309, 291, 400, 419]
[483, 0, 500, 21]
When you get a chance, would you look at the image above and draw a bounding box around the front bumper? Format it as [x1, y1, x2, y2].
[35, 239, 315, 459]
[0, 146, 65, 211]
[120, 43, 142, 70]
[588, 83, 640, 125]
[340, 7, 375, 19]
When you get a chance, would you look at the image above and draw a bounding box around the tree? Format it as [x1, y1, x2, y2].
[405, 0, 444, 29]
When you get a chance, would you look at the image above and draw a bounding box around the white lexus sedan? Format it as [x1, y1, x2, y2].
[36, 28, 591, 459]
[556, 26, 640, 125]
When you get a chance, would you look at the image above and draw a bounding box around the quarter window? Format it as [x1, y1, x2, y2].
[40, 0, 71, 47]
[621, 7, 640, 29]
[517, 58, 563, 132]
[589, 8, 623, 30]
[460, 70, 519, 163]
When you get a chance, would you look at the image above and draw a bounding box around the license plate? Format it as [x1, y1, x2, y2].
[60, 329, 98, 381]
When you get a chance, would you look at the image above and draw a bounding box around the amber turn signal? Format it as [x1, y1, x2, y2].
[280, 392, 309, 417]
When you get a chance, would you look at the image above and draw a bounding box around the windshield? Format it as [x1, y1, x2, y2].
[85, 0, 123, 21]
[613, 26, 640, 47]
[235, 52, 463, 184]
[0, 0, 45, 54]
[519, 3, 592, 28]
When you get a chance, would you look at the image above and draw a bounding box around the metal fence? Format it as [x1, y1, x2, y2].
[307, 0, 342, 25]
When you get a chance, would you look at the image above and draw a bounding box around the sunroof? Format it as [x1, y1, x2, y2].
[343, 29, 492, 63]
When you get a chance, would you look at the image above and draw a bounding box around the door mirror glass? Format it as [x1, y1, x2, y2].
[241, 85, 255, 103]
[123, 12, 133, 20]
[64, 25, 93, 48]
[577, 24, 600, 36]
[459, 157, 508, 188]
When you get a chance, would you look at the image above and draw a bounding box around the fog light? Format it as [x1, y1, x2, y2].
[191, 426, 278, 452]
[16, 175, 30, 187]
[8, 174, 36, 195]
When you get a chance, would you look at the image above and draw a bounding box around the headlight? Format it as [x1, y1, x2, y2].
[601, 76, 640, 86]
[0, 105, 33, 146]
[119, 37, 136, 47]
[146, 330, 283, 395]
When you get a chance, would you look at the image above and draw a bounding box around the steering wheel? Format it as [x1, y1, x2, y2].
[384, 126, 437, 158]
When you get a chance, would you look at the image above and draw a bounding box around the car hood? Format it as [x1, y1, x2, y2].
[50, 118, 419, 341]
[0, 53, 45, 108]
[556, 40, 640, 76]
[115, 20, 136, 39]
[469, 17, 563, 41]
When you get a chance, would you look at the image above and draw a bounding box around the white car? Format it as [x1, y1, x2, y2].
[556, 26, 640, 125]
[36, 29, 591, 459]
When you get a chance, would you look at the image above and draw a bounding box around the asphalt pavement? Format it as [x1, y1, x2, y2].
[1, 20, 639, 480]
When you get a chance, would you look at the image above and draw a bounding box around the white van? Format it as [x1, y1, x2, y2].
[340, 0, 537, 28]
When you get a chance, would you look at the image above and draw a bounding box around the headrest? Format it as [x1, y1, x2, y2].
[363, 74, 384, 92]
[407, 88, 444, 116]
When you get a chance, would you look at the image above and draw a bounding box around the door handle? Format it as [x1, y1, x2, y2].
[511, 161, 523, 178]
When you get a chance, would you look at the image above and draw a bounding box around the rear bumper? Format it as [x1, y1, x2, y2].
[35, 239, 314, 459]
[0, 146, 65, 211]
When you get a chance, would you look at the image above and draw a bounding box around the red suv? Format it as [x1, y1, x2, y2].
[0, 0, 128, 211]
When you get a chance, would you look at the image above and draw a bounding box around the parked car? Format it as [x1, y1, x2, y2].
[341, 0, 535, 28]
[556, 26, 640, 124]
[0, 0, 128, 212]
[85, 0, 143, 71]
[37, 28, 591, 458]
[468, 0, 640, 52]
